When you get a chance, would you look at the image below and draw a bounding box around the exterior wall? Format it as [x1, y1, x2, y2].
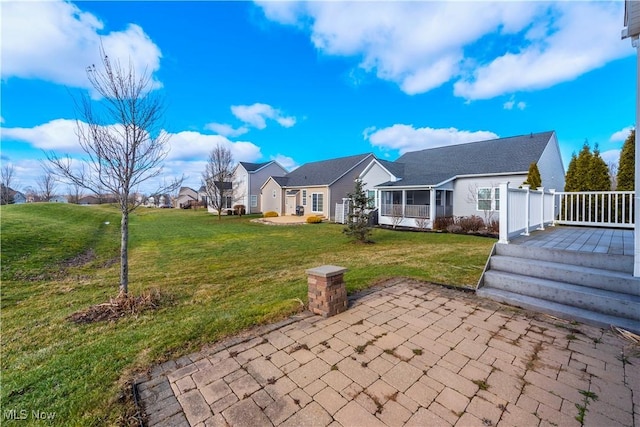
[295, 186, 328, 217]
[260, 179, 284, 215]
[234, 167, 250, 212]
[328, 157, 373, 220]
[250, 163, 287, 214]
[452, 174, 527, 219]
[537, 134, 566, 192]
[360, 162, 395, 209]
[175, 188, 198, 208]
[378, 215, 433, 229]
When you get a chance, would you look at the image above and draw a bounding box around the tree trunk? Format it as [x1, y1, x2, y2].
[120, 210, 129, 296]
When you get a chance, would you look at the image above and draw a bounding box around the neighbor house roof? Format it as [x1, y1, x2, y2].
[283, 153, 374, 187]
[238, 161, 276, 173]
[378, 131, 555, 187]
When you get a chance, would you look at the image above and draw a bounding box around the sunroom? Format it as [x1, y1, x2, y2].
[378, 187, 453, 228]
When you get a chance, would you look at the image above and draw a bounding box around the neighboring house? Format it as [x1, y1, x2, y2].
[12, 191, 26, 204]
[359, 131, 565, 229]
[78, 195, 100, 205]
[204, 182, 235, 214]
[261, 153, 375, 220]
[50, 195, 68, 203]
[234, 161, 288, 214]
[175, 187, 199, 208]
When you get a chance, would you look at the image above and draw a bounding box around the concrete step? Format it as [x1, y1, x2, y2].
[483, 271, 640, 321]
[495, 243, 633, 274]
[476, 287, 640, 335]
[489, 255, 640, 296]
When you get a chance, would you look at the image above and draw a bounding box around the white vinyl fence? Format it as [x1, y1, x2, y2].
[499, 183, 635, 244]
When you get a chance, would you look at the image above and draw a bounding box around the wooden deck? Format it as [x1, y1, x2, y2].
[509, 226, 634, 256]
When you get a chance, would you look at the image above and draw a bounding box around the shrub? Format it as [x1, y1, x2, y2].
[263, 211, 278, 218]
[414, 217, 429, 230]
[446, 224, 463, 234]
[433, 216, 454, 231]
[487, 219, 500, 233]
[458, 215, 485, 232]
[306, 215, 323, 224]
[233, 205, 246, 216]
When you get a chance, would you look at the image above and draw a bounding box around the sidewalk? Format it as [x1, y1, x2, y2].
[137, 279, 639, 427]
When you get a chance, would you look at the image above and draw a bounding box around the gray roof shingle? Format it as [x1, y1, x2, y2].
[283, 153, 374, 186]
[239, 161, 271, 172]
[379, 131, 554, 187]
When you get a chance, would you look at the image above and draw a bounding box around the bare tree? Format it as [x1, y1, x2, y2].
[67, 180, 85, 204]
[1, 163, 16, 205]
[37, 169, 58, 202]
[47, 48, 181, 297]
[608, 161, 618, 190]
[202, 144, 237, 220]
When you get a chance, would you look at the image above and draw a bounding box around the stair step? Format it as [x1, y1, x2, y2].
[495, 243, 633, 274]
[476, 287, 640, 335]
[490, 255, 640, 296]
[483, 271, 640, 321]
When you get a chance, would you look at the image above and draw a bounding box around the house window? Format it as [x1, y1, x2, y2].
[224, 196, 233, 209]
[302, 190, 307, 206]
[312, 193, 324, 212]
[367, 190, 375, 208]
[477, 188, 499, 211]
[250, 195, 258, 208]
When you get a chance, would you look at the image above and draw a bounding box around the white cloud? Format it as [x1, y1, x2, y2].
[166, 131, 262, 163]
[257, 1, 632, 100]
[231, 103, 296, 130]
[204, 123, 249, 137]
[0, 117, 4, 124]
[600, 149, 620, 166]
[1, 119, 84, 153]
[454, 2, 630, 100]
[504, 98, 527, 110]
[364, 124, 499, 154]
[1, 0, 162, 91]
[610, 126, 635, 142]
[270, 154, 297, 171]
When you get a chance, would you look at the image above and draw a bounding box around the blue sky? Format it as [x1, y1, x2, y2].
[1, 1, 637, 194]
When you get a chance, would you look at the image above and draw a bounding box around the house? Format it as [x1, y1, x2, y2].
[233, 161, 288, 214]
[0, 185, 26, 204]
[175, 187, 199, 209]
[261, 153, 375, 220]
[49, 195, 68, 203]
[359, 131, 565, 229]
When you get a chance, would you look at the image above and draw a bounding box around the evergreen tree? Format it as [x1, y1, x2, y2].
[523, 162, 542, 189]
[574, 141, 593, 191]
[617, 129, 635, 191]
[343, 178, 373, 243]
[564, 152, 578, 191]
[590, 144, 611, 191]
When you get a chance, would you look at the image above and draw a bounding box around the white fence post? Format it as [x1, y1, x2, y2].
[522, 185, 530, 236]
[498, 182, 509, 244]
[550, 189, 556, 226]
[538, 187, 545, 231]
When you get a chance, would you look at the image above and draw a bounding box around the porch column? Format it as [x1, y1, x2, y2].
[550, 189, 557, 226]
[429, 189, 436, 222]
[498, 182, 509, 244]
[402, 190, 407, 217]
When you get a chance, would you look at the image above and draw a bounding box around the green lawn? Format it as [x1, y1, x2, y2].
[1, 203, 495, 425]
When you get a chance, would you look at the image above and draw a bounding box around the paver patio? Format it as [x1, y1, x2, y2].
[137, 279, 640, 427]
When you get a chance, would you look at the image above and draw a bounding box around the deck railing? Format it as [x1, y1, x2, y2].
[556, 191, 634, 228]
[499, 183, 635, 243]
[381, 203, 429, 218]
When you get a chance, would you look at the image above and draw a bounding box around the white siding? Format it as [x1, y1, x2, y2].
[452, 175, 526, 218]
[250, 163, 287, 213]
[537, 133, 566, 191]
[260, 179, 284, 215]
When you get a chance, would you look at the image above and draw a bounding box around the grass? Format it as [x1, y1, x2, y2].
[1, 203, 495, 425]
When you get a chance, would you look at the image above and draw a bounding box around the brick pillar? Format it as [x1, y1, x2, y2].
[306, 265, 348, 317]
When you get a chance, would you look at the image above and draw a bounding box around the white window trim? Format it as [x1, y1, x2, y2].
[476, 187, 499, 211]
[311, 193, 324, 213]
[302, 190, 307, 206]
[250, 195, 258, 207]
